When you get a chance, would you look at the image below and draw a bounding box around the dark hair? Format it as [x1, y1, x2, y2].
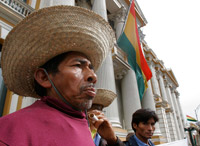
[131, 108, 159, 132]
[34, 52, 70, 97]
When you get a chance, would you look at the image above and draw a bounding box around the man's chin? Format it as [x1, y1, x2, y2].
[146, 134, 153, 139]
[78, 99, 93, 111]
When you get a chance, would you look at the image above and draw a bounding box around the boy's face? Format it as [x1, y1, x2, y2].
[133, 118, 156, 143]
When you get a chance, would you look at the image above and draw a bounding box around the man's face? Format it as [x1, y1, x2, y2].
[133, 118, 156, 143]
[48, 52, 97, 110]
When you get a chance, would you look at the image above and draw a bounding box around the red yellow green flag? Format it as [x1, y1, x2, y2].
[117, 0, 152, 100]
[186, 115, 197, 122]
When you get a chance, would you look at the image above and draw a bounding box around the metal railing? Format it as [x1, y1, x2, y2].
[1, 0, 34, 17]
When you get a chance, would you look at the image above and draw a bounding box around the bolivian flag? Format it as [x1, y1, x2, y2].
[117, 0, 152, 100]
[186, 115, 197, 122]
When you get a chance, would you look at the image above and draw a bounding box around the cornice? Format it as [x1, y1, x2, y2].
[162, 69, 179, 87]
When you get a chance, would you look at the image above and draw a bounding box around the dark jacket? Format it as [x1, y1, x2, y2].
[124, 135, 155, 146]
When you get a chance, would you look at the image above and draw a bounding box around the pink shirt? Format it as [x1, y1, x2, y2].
[0, 96, 95, 146]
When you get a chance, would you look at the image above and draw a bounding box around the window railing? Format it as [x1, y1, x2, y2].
[1, 0, 34, 17]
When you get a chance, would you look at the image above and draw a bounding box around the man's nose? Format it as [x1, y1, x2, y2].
[85, 69, 97, 84]
[147, 125, 153, 131]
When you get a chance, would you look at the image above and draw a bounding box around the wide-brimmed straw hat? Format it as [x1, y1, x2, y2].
[93, 89, 117, 107]
[1, 5, 115, 98]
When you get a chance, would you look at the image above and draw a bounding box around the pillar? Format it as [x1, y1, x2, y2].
[165, 109, 178, 141]
[92, 0, 107, 21]
[9, 94, 18, 114]
[92, 0, 121, 128]
[142, 61, 162, 136]
[176, 94, 186, 130]
[156, 70, 168, 102]
[142, 80, 164, 144]
[172, 89, 185, 139]
[165, 81, 181, 140]
[21, 97, 38, 109]
[121, 69, 141, 132]
[39, 0, 75, 8]
[113, 6, 127, 39]
[149, 63, 161, 98]
[156, 103, 171, 143]
[156, 70, 177, 141]
[149, 62, 171, 143]
[142, 80, 156, 110]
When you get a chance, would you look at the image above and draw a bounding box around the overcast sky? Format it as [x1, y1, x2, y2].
[137, 0, 200, 122]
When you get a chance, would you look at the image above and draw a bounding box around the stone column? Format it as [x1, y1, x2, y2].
[156, 70, 168, 102]
[149, 63, 161, 98]
[156, 70, 177, 141]
[9, 94, 18, 114]
[21, 97, 38, 109]
[142, 80, 164, 144]
[142, 61, 162, 137]
[142, 80, 156, 110]
[121, 69, 141, 132]
[114, 6, 127, 39]
[149, 62, 172, 142]
[172, 90, 185, 139]
[39, 0, 75, 8]
[165, 108, 178, 141]
[92, 0, 121, 128]
[156, 102, 171, 143]
[92, 0, 108, 21]
[176, 94, 186, 129]
[152, 67, 171, 143]
[165, 81, 181, 140]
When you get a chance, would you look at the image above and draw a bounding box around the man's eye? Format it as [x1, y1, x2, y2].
[74, 64, 81, 67]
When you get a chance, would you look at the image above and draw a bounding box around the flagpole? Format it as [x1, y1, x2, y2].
[194, 104, 200, 121]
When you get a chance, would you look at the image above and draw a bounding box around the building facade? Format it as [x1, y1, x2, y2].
[0, 0, 186, 145]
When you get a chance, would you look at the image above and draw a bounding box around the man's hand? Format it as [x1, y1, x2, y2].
[88, 110, 118, 145]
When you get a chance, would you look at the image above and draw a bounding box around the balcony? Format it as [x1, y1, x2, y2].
[0, 0, 34, 25]
[112, 44, 131, 80]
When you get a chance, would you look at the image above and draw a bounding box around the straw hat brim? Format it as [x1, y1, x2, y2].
[1, 5, 115, 98]
[93, 89, 117, 107]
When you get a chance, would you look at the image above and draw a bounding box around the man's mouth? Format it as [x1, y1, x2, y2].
[146, 132, 153, 137]
[83, 87, 96, 97]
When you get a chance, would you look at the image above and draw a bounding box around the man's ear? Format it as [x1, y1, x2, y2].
[133, 123, 138, 130]
[34, 68, 51, 88]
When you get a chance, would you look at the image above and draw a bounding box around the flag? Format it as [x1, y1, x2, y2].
[186, 115, 197, 122]
[117, 0, 152, 100]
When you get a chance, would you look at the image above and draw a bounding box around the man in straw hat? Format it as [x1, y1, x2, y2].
[88, 89, 124, 146]
[0, 5, 120, 146]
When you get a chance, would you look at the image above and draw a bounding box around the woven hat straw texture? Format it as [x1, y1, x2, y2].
[1, 5, 115, 98]
[93, 89, 117, 107]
